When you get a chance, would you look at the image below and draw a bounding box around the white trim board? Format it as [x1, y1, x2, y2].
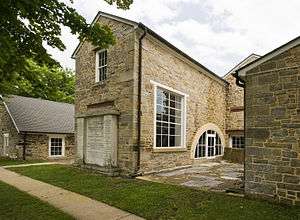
[150, 80, 189, 98]
[223, 54, 260, 79]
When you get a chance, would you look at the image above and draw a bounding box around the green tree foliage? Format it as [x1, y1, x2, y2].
[9, 59, 75, 103]
[0, 0, 133, 94]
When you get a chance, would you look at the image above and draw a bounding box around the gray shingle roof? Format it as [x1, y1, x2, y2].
[3, 95, 74, 134]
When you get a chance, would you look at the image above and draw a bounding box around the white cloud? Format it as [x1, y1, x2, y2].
[49, 0, 300, 75]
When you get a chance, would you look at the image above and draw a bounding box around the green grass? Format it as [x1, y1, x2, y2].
[10, 165, 300, 220]
[0, 157, 44, 166]
[0, 180, 73, 220]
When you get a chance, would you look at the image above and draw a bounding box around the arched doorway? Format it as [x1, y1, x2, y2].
[194, 130, 223, 159]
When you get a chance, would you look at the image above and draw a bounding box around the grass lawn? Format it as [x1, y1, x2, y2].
[0, 157, 44, 166]
[0, 180, 73, 220]
[9, 165, 300, 220]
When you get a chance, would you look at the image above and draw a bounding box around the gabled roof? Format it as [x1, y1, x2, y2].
[236, 36, 300, 77]
[72, 11, 228, 85]
[1, 95, 74, 134]
[223, 54, 261, 78]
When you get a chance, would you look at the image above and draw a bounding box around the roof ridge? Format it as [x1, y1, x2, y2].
[7, 95, 74, 106]
[223, 54, 261, 78]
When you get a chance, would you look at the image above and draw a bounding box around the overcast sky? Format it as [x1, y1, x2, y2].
[48, 0, 300, 76]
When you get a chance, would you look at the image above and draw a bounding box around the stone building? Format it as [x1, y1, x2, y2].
[223, 54, 260, 163]
[0, 95, 75, 160]
[235, 36, 300, 205]
[73, 11, 252, 176]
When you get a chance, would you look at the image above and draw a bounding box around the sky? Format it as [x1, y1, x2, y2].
[48, 0, 300, 76]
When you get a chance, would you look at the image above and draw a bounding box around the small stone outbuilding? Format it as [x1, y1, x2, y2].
[235, 36, 300, 205]
[0, 95, 75, 161]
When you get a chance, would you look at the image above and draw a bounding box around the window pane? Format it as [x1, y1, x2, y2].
[156, 126, 161, 134]
[175, 136, 181, 146]
[169, 136, 175, 146]
[156, 135, 161, 147]
[162, 135, 168, 147]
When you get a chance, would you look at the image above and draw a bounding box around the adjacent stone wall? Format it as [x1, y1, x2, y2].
[75, 17, 137, 175]
[25, 133, 75, 160]
[0, 102, 21, 157]
[139, 35, 228, 173]
[244, 45, 300, 205]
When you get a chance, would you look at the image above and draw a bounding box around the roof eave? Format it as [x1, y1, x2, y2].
[0, 95, 20, 133]
[236, 36, 300, 78]
[71, 11, 138, 59]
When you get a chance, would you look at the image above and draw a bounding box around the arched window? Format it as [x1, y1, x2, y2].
[195, 130, 223, 158]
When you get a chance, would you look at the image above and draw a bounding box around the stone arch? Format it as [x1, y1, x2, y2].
[190, 123, 225, 159]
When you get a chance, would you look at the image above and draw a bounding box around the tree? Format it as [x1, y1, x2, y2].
[0, 0, 133, 94]
[8, 59, 75, 103]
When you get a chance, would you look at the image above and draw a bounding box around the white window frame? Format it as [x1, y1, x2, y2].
[151, 80, 188, 149]
[230, 135, 245, 149]
[194, 130, 223, 159]
[3, 133, 9, 155]
[48, 135, 65, 157]
[95, 49, 108, 82]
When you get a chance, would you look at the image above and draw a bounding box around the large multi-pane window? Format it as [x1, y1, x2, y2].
[195, 130, 223, 158]
[49, 137, 64, 156]
[231, 136, 245, 149]
[155, 88, 183, 147]
[96, 50, 107, 82]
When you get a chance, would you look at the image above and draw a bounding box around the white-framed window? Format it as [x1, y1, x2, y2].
[3, 133, 9, 148]
[152, 81, 187, 148]
[231, 135, 245, 149]
[95, 49, 108, 82]
[3, 133, 9, 155]
[48, 136, 65, 157]
[195, 130, 223, 158]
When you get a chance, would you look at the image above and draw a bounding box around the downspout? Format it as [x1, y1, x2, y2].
[232, 71, 246, 190]
[232, 71, 245, 88]
[135, 24, 147, 175]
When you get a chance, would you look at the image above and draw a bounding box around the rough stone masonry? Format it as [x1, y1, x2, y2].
[243, 44, 300, 205]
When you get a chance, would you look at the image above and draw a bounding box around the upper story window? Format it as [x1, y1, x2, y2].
[231, 135, 245, 149]
[155, 87, 185, 148]
[96, 50, 108, 82]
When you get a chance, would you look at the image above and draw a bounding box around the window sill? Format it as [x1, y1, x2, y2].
[153, 147, 187, 153]
[48, 155, 65, 159]
[194, 154, 224, 160]
[93, 81, 107, 87]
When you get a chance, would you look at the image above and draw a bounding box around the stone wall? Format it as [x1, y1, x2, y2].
[139, 35, 228, 173]
[75, 17, 137, 175]
[244, 45, 300, 205]
[0, 102, 21, 157]
[25, 133, 75, 160]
